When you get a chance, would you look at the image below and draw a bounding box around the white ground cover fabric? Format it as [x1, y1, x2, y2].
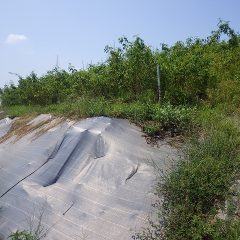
[0, 118, 12, 138]
[0, 115, 179, 240]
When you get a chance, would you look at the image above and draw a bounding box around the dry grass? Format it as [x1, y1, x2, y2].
[32, 117, 66, 140]
[0, 116, 56, 143]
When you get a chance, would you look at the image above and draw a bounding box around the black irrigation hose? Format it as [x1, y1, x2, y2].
[0, 136, 66, 199]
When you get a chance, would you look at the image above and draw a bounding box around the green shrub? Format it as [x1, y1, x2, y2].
[143, 123, 160, 136]
[152, 104, 195, 132]
[9, 230, 37, 240]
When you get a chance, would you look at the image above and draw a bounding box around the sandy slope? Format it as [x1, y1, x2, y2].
[0, 115, 179, 240]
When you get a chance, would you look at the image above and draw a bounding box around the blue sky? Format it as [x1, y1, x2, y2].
[0, 0, 239, 87]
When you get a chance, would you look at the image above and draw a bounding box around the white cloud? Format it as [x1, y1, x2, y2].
[5, 34, 28, 44]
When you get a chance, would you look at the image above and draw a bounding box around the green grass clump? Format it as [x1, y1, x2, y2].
[9, 230, 37, 240]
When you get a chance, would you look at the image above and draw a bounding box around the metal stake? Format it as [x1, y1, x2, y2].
[157, 64, 161, 103]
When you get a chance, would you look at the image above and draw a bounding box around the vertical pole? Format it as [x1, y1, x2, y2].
[157, 64, 161, 103]
[56, 55, 59, 69]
